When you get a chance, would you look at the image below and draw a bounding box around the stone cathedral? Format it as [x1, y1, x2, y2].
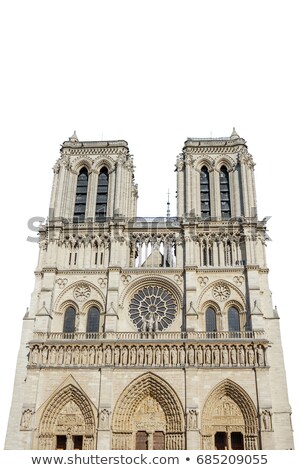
[5, 129, 294, 451]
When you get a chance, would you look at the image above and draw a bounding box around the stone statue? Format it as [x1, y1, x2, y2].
[122, 346, 128, 365]
[188, 409, 197, 429]
[97, 345, 103, 365]
[205, 347, 211, 365]
[212, 346, 220, 366]
[73, 346, 80, 365]
[248, 346, 255, 366]
[179, 346, 185, 365]
[257, 345, 264, 366]
[42, 347, 48, 365]
[163, 346, 169, 366]
[89, 346, 95, 365]
[130, 346, 137, 365]
[196, 346, 203, 366]
[155, 346, 161, 365]
[138, 346, 144, 365]
[31, 346, 39, 365]
[239, 346, 245, 365]
[230, 346, 237, 365]
[105, 346, 112, 365]
[114, 347, 120, 366]
[146, 346, 153, 366]
[188, 346, 194, 365]
[171, 346, 177, 366]
[222, 346, 228, 365]
[81, 346, 88, 365]
[58, 346, 64, 365]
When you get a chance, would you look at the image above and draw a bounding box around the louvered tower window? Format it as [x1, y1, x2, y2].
[200, 166, 211, 219]
[74, 168, 88, 222]
[96, 168, 109, 221]
[220, 166, 231, 219]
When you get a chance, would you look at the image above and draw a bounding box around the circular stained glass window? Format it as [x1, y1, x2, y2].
[129, 286, 177, 331]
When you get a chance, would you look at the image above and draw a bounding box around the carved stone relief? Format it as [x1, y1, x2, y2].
[20, 409, 34, 430]
[29, 343, 267, 369]
[73, 283, 91, 301]
[212, 283, 231, 302]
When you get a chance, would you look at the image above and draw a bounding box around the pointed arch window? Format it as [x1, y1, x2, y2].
[96, 167, 109, 221]
[86, 306, 100, 333]
[63, 307, 76, 333]
[205, 307, 217, 332]
[228, 306, 240, 332]
[220, 166, 231, 219]
[74, 168, 89, 222]
[200, 166, 211, 219]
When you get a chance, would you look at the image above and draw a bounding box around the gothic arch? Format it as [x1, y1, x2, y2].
[112, 372, 185, 450]
[198, 279, 246, 312]
[215, 154, 235, 172]
[36, 376, 96, 450]
[72, 157, 93, 173]
[194, 157, 214, 172]
[94, 157, 115, 173]
[119, 275, 183, 309]
[201, 379, 258, 450]
[54, 280, 106, 314]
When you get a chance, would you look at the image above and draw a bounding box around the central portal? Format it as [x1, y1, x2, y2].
[133, 397, 166, 450]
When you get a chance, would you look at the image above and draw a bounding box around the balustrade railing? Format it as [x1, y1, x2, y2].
[32, 330, 265, 342]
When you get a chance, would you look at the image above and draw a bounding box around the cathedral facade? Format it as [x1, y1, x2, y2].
[5, 130, 294, 450]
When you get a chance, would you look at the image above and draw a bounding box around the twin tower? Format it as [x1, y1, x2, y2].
[6, 130, 293, 450]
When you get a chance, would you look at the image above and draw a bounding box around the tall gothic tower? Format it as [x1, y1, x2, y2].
[5, 130, 293, 450]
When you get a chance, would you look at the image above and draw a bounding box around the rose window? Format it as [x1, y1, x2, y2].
[129, 286, 177, 331]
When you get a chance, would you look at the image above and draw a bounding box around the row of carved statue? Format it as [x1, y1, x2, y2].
[29, 343, 267, 368]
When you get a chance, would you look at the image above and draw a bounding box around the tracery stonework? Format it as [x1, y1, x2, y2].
[212, 283, 231, 302]
[129, 286, 177, 331]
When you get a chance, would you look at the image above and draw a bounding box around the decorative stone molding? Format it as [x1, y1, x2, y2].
[20, 408, 34, 431]
[121, 274, 132, 285]
[212, 283, 231, 302]
[29, 343, 267, 369]
[56, 278, 68, 288]
[233, 276, 244, 286]
[99, 409, 110, 430]
[198, 276, 209, 287]
[174, 274, 182, 285]
[73, 283, 91, 302]
[98, 277, 107, 288]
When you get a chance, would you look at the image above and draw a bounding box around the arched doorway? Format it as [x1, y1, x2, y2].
[112, 372, 185, 450]
[201, 379, 258, 450]
[37, 383, 96, 450]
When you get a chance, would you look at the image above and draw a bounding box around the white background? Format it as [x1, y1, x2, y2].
[0, 0, 299, 452]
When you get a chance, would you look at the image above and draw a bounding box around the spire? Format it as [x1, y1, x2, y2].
[166, 189, 171, 218]
[230, 127, 240, 140]
[69, 130, 79, 142]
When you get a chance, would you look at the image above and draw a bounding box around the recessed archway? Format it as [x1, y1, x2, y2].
[112, 372, 185, 450]
[201, 379, 258, 450]
[37, 379, 96, 450]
